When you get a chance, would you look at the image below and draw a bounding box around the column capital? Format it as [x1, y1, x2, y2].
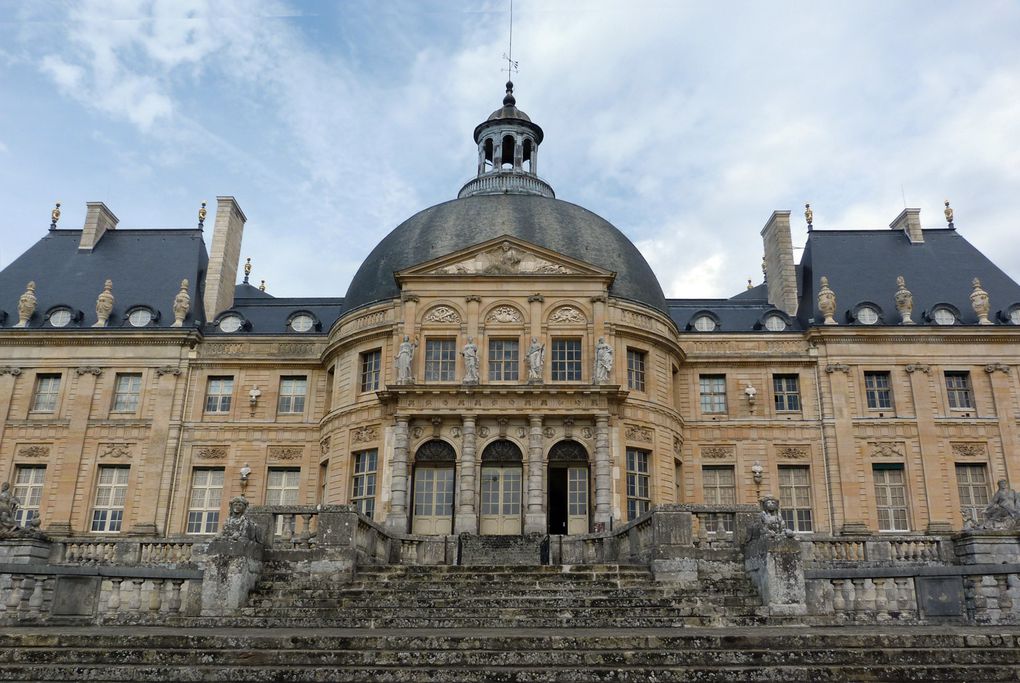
[395, 414, 410, 425]
[461, 414, 477, 425]
[528, 414, 544, 426]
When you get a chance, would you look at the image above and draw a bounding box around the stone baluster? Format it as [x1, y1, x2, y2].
[301, 513, 314, 544]
[130, 579, 144, 612]
[963, 576, 979, 621]
[841, 579, 856, 620]
[6, 576, 24, 613]
[873, 578, 890, 622]
[27, 576, 45, 614]
[108, 578, 123, 612]
[831, 579, 846, 617]
[149, 580, 164, 613]
[894, 577, 915, 620]
[850, 579, 866, 620]
[168, 580, 184, 614]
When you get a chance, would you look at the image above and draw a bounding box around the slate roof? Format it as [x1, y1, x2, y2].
[667, 298, 797, 334]
[797, 228, 1020, 327]
[0, 228, 208, 329]
[342, 193, 668, 315]
[204, 288, 344, 336]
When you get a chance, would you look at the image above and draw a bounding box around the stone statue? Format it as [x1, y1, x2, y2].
[461, 336, 480, 384]
[977, 480, 1020, 530]
[894, 276, 915, 325]
[971, 277, 992, 325]
[93, 279, 114, 328]
[594, 337, 614, 384]
[14, 281, 36, 328]
[757, 495, 795, 539]
[171, 279, 191, 327]
[526, 337, 545, 383]
[0, 482, 17, 532]
[395, 335, 418, 384]
[219, 496, 260, 542]
[817, 276, 837, 325]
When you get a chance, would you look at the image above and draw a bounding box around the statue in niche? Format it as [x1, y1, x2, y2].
[756, 495, 795, 539]
[971, 277, 992, 325]
[395, 335, 419, 384]
[219, 496, 260, 542]
[976, 480, 1020, 530]
[894, 275, 915, 325]
[15, 282, 36, 328]
[461, 336, 480, 384]
[93, 279, 114, 328]
[171, 279, 191, 327]
[526, 336, 545, 383]
[594, 337, 614, 384]
[817, 276, 837, 325]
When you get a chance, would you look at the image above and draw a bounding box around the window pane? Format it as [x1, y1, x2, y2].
[352, 450, 377, 517]
[778, 465, 813, 532]
[945, 372, 974, 409]
[773, 375, 801, 412]
[13, 466, 46, 527]
[551, 339, 582, 382]
[873, 465, 909, 531]
[956, 463, 990, 524]
[699, 375, 727, 414]
[627, 350, 646, 392]
[626, 449, 651, 520]
[360, 350, 382, 392]
[31, 374, 61, 412]
[278, 376, 308, 414]
[112, 373, 142, 412]
[488, 339, 520, 382]
[425, 340, 457, 381]
[205, 377, 234, 413]
[865, 372, 893, 410]
[92, 466, 129, 533]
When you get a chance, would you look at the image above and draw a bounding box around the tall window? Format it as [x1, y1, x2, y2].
[360, 349, 381, 392]
[945, 372, 974, 409]
[277, 376, 307, 414]
[627, 349, 647, 391]
[31, 374, 61, 413]
[424, 339, 456, 382]
[266, 468, 301, 506]
[773, 374, 801, 412]
[778, 466, 813, 532]
[204, 376, 233, 413]
[112, 373, 142, 413]
[187, 468, 224, 534]
[864, 371, 894, 410]
[551, 339, 583, 381]
[626, 448, 651, 519]
[91, 466, 130, 533]
[873, 464, 909, 531]
[13, 466, 45, 527]
[352, 450, 378, 517]
[956, 463, 990, 525]
[702, 465, 736, 532]
[488, 339, 519, 382]
[699, 375, 727, 414]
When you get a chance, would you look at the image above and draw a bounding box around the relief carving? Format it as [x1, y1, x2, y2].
[549, 306, 586, 324]
[17, 445, 49, 459]
[951, 443, 986, 458]
[155, 365, 182, 377]
[99, 443, 132, 459]
[870, 442, 904, 459]
[824, 364, 849, 374]
[701, 446, 735, 460]
[625, 425, 653, 442]
[431, 241, 577, 275]
[75, 366, 103, 376]
[985, 363, 1010, 374]
[423, 306, 460, 324]
[195, 447, 227, 460]
[0, 367, 22, 376]
[486, 305, 524, 323]
[320, 437, 330, 455]
[268, 446, 304, 461]
[905, 364, 931, 374]
[352, 426, 379, 443]
[776, 446, 809, 460]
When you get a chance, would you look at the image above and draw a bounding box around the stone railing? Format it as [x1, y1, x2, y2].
[457, 171, 555, 199]
[257, 506, 321, 549]
[801, 535, 953, 567]
[54, 538, 201, 566]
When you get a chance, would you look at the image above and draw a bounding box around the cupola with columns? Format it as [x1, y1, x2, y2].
[458, 81, 554, 199]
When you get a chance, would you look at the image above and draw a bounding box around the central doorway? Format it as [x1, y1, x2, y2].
[479, 439, 523, 535]
[547, 440, 590, 535]
[411, 440, 456, 535]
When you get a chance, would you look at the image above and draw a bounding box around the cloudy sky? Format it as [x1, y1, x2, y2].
[1, 1, 1019, 300]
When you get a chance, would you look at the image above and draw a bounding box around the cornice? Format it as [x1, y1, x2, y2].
[807, 328, 1020, 345]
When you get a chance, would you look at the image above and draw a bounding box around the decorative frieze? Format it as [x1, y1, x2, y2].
[195, 446, 227, 460]
[98, 443, 132, 460]
[824, 364, 849, 374]
[319, 437, 330, 455]
[486, 305, 523, 323]
[701, 446, 735, 460]
[155, 365, 182, 377]
[776, 446, 810, 460]
[0, 366, 22, 376]
[625, 424, 653, 443]
[268, 446, 303, 461]
[549, 306, 585, 324]
[869, 442, 905, 459]
[423, 306, 460, 323]
[527, 294, 544, 303]
[352, 426, 379, 443]
[905, 364, 931, 374]
[951, 443, 986, 458]
[16, 445, 49, 459]
[75, 366, 103, 376]
[464, 295, 481, 303]
[985, 363, 1010, 374]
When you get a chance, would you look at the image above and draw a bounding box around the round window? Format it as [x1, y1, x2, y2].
[289, 314, 314, 332]
[218, 315, 243, 333]
[856, 306, 879, 325]
[764, 315, 787, 332]
[1009, 308, 1020, 325]
[932, 308, 956, 326]
[128, 309, 152, 327]
[693, 315, 717, 332]
[49, 308, 72, 328]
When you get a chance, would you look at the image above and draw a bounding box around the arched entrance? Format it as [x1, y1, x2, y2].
[479, 439, 523, 535]
[411, 440, 456, 535]
[547, 440, 590, 535]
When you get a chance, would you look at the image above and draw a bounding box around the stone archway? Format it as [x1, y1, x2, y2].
[411, 440, 456, 535]
[479, 440, 523, 535]
[547, 440, 590, 535]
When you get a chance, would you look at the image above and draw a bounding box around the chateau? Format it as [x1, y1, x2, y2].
[2, 82, 1018, 541]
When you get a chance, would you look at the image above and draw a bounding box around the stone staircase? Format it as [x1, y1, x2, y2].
[233, 554, 766, 628]
[2, 626, 1019, 681]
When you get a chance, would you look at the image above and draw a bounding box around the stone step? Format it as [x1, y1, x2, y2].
[245, 598, 761, 611]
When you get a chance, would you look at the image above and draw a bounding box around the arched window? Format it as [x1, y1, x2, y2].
[522, 139, 532, 172]
[483, 138, 494, 171]
[481, 439, 523, 463]
[501, 135, 516, 170]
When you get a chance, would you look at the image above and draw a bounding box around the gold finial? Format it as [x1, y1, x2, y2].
[243, 257, 252, 284]
[50, 201, 61, 230]
[259, 279, 266, 292]
[198, 201, 207, 228]
[944, 199, 954, 228]
[804, 202, 813, 228]
[747, 279, 753, 291]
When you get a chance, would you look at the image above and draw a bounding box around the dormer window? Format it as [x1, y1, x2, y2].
[855, 305, 879, 325]
[763, 314, 787, 332]
[217, 314, 244, 333]
[127, 308, 154, 327]
[288, 313, 315, 333]
[692, 315, 717, 332]
[1009, 306, 1020, 325]
[48, 308, 73, 328]
[931, 307, 957, 326]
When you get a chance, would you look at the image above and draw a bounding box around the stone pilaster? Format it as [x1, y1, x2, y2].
[0, 369, 20, 464]
[455, 415, 478, 534]
[524, 414, 546, 533]
[986, 366, 1020, 487]
[826, 365, 866, 534]
[594, 413, 612, 529]
[386, 416, 410, 533]
[907, 365, 952, 532]
[130, 369, 180, 535]
[48, 369, 101, 535]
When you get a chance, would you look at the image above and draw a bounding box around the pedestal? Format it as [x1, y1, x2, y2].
[744, 535, 806, 616]
[954, 530, 1020, 565]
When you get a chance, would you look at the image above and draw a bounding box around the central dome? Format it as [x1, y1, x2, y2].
[342, 193, 667, 314]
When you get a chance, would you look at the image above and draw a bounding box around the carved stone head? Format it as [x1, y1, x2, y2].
[228, 495, 249, 517]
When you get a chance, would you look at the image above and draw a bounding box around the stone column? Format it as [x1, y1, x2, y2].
[906, 365, 952, 532]
[386, 416, 410, 533]
[456, 415, 478, 534]
[524, 414, 546, 533]
[594, 413, 612, 529]
[986, 365, 1020, 486]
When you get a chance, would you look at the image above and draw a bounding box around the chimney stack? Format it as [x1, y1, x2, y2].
[890, 207, 924, 244]
[760, 210, 798, 315]
[203, 196, 247, 321]
[79, 202, 118, 251]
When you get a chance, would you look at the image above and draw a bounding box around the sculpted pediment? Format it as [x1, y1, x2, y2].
[397, 235, 613, 279]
